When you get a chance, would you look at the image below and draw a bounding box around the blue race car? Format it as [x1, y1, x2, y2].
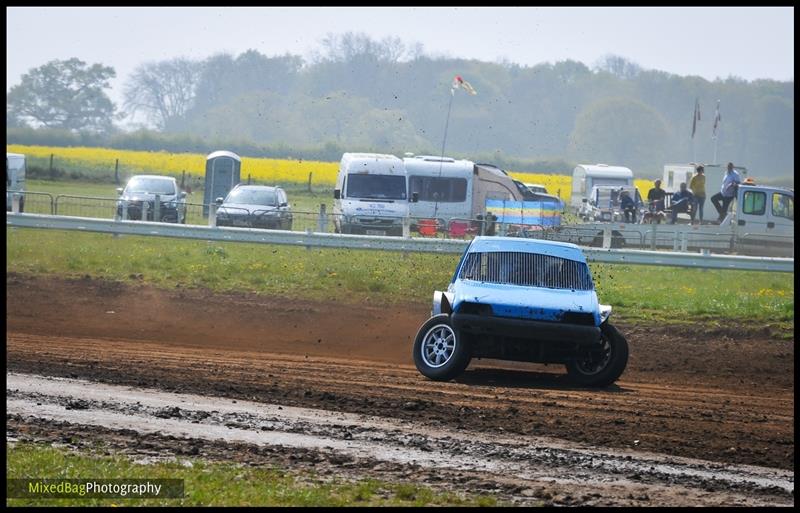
[413, 236, 628, 387]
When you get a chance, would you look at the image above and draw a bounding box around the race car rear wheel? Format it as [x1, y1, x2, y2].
[413, 314, 471, 381]
[565, 322, 628, 387]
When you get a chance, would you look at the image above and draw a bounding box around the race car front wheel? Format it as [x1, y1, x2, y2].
[413, 314, 471, 381]
[565, 322, 628, 387]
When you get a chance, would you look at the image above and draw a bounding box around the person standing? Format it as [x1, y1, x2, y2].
[689, 165, 706, 223]
[710, 162, 741, 222]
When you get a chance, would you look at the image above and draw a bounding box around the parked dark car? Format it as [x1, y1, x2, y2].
[116, 175, 186, 223]
[215, 185, 292, 230]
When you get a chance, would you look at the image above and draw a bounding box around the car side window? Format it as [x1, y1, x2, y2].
[742, 191, 766, 216]
[772, 193, 793, 221]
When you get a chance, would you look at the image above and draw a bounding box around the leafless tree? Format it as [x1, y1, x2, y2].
[123, 58, 202, 130]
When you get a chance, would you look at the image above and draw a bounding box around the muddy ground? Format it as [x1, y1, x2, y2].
[5, 273, 795, 504]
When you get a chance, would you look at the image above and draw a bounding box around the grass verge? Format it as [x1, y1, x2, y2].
[6, 228, 793, 331]
[6, 442, 499, 506]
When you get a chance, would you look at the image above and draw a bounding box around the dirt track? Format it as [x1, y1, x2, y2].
[5, 274, 795, 504]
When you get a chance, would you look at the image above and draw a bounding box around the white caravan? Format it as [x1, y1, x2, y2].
[404, 155, 473, 222]
[404, 155, 525, 223]
[333, 153, 410, 236]
[570, 164, 634, 212]
[6, 152, 26, 212]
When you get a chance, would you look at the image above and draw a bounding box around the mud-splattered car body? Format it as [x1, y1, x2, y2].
[413, 236, 628, 386]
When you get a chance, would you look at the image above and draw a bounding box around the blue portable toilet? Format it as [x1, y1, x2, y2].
[203, 151, 241, 216]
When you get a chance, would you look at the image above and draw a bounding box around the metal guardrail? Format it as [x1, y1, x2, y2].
[6, 212, 794, 272]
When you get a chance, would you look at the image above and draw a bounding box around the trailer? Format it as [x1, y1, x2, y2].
[570, 164, 634, 212]
[525, 184, 793, 257]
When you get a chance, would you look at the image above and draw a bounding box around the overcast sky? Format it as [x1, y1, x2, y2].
[7, 6, 794, 109]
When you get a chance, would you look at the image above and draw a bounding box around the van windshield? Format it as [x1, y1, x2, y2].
[346, 174, 406, 200]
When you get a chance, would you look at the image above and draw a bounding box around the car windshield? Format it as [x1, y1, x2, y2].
[346, 174, 406, 200]
[225, 188, 277, 206]
[459, 251, 594, 291]
[125, 177, 175, 195]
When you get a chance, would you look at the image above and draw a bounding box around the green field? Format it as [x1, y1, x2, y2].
[6, 443, 499, 507]
[6, 227, 794, 331]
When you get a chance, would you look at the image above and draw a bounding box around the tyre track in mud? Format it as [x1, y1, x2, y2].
[6, 373, 794, 507]
[5, 274, 795, 474]
[7, 331, 794, 471]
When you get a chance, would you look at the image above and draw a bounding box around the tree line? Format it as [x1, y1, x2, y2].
[7, 32, 794, 179]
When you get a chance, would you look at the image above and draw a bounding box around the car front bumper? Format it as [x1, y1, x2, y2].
[451, 313, 601, 346]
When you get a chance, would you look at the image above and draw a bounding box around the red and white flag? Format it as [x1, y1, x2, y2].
[451, 75, 477, 96]
[712, 100, 721, 139]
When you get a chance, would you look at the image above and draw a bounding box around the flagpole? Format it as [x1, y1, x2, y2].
[712, 135, 718, 165]
[433, 90, 455, 221]
[712, 100, 720, 165]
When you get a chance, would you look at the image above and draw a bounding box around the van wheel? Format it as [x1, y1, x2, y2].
[413, 314, 471, 381]
[566, 323, 628, 387]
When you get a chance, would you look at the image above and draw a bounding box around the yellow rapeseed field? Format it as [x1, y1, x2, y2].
[7, 144, 653, 202]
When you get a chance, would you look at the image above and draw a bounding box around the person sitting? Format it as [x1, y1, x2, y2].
[645, 179, 667, 224]
[647, 179, 667, 213]
[669, 182, 695, 224]
[711, 162, 742, 223]
[620, 190, 637, 223]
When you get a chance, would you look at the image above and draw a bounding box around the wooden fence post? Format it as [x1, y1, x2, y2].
[307, 172, 313, 194]
[49, 154, 54, 179]
[115, 159, 120, 184]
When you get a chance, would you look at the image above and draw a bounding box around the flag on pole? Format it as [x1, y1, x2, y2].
[691, 98, 701, 138]
[451, 75, 477, 96]
[712, 100, 721, 139]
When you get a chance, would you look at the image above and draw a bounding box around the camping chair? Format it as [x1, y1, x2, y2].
[447, 220, 470, 238]
[418, 219, 438, 237]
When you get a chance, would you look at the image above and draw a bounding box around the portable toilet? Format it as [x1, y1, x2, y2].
[203, 151, 241, 216]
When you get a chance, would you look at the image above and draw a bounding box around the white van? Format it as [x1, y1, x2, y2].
[6, 152, 26, 212]
[333, 153, 409, 236]
[405, 156, 525, 224]
[571, 164, 634, 211]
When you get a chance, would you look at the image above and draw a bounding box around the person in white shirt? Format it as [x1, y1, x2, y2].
[710, 162, 741, 222]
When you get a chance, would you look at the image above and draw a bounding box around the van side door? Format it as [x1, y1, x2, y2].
[736, 187, 769, 232]
[769, 190, 793, 236]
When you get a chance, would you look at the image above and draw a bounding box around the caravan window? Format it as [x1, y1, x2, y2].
[409, 176, 467, 202]
[591, 177, 629, 187]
